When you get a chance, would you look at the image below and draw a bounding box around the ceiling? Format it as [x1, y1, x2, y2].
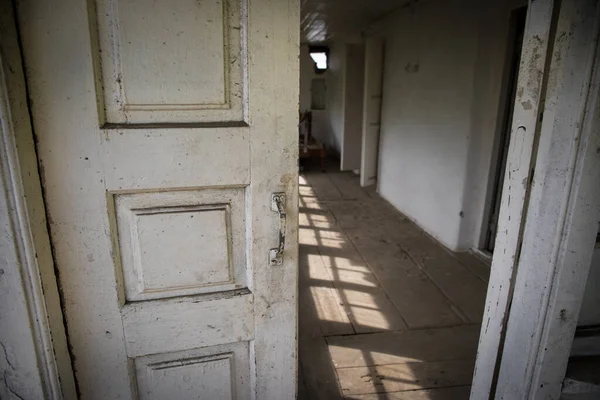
[300, 0, 404, 43]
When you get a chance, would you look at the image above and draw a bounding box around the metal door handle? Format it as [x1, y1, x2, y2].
[269, 193, 286, 265]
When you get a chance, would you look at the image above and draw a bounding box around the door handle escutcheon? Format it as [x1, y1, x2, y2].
[269, 192, 286, 265]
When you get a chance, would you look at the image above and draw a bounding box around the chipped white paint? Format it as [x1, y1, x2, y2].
[495, 0, 600, 397]
[0, 1, 76, 398]
[121, 290, 254, 358]
[17, 0, 299, 398]
[113, 187, 247, 302]
[134, 342, 251, 400]
[0, 45, 50, 400]
[360, 36, 384, 187]
[470, 1, 556, 397]
[94, 0, 247, 124]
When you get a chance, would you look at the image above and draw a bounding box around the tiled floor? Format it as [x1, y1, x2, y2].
[298, 164, 491, 399]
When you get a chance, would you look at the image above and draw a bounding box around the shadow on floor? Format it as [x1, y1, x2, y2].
[298, 160, 490, 400]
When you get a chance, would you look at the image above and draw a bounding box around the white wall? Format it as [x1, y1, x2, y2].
[375, 0, 518, 250]
[340, 44, 365, 171]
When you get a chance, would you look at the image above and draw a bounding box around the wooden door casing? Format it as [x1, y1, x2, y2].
[17, 0, 299, 398]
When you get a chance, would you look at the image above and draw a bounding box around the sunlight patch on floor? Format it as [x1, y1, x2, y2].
[298, 169, 486, 399]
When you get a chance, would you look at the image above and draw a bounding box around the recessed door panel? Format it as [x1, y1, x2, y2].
[135, 342, 250, 400]
[93, 0, 247, 124]
[112, 188, 247, 302]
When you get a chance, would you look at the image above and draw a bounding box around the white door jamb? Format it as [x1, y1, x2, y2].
[471, 0, 556, 396]
[495, 0, 600, 397]
[0, 2, 76, 398]
[473, 0, 600, 398]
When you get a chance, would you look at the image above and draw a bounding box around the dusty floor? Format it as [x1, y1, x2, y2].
[297, 163, 491, 399]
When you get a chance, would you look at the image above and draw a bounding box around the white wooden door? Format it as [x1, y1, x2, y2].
[16, 0, 299, 398]
[360, 37, 384, 188]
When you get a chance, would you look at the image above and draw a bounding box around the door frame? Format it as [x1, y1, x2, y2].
[472, 0, 600, 398]
[493, 0, 600, 396]
[359, 36, 385, 188]
[340, 43, 365, 172]
[471, 0, 556, 391]
[3, 0, 599, 399]
[480, 4, 527, 253]
[0, 1, 75, 398]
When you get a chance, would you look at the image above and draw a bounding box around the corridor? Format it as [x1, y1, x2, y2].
[298, 164, 491, 399]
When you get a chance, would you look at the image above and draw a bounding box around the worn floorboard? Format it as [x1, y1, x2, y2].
[327, 325, 480, 368]
[336, 359, 475, 395]
[346, 386, 472, 399]
[454, 251, 492, 283]
[298, 164, 488, 399]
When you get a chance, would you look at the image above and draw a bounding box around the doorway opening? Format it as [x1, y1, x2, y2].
[296, 1, 599, 396]
[483, 6, 528, 253]
[5, 0, 599, 398]
[297, 2, 527, 397]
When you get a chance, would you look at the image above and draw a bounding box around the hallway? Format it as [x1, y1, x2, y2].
[298, 164, 491, 399]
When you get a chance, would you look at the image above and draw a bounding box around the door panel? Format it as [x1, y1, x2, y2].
[121, 289, 253, 357]
[134, 342, 251, 400]
[103, 129, 250, 189]
[112, 187, 247, 302]
[360, 37, 384, 187]
[94, 0, 247, 124]
[17, 0, 299, 398]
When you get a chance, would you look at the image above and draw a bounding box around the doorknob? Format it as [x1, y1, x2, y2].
[269, 193, 286, 265]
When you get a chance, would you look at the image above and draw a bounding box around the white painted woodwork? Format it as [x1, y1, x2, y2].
[122, 290, 253, 357]
[135, 342, 250, 400]
[17, 0, 299, 398]
[470, 1, 556, 397]
[0, 46, 52, 400]
[113, 188, 246, 301]
[360, 37, 384, 187]
[94, 0, 247, 125]
[340, 44, 365, 172]
[495, 0, 600, 397]
[0, 1, 76, 397]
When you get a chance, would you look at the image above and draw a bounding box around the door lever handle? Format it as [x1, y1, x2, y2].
[269, 193, 286, 265]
